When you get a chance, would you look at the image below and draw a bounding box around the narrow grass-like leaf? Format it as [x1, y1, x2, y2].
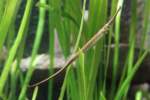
[32, 86, 39, 100]
[77, 49, 86, 100]
[119, 0, 137, 98]
[0, 0, 5, 21]
[111, 0, 124, 98]
[6, 0, 22, 50]
[47, 0, 55, 99]
[104, 0, 118, 94]
[100, 91, 106, 100]
[115, 51, 148, 100]
[8, 60, 19, 100]
[18, 0, 45, 99]
[135, 91, 142, 100]
[87, 1, 108, 99]
[74, 0, 86, 52]
[58, 65, 79, 100]
[0, 0, 19, 52]
[59, 1, 85, 99]
[0, 0, 33, 94]
[140, 0, 150, 50]
[127, 0, 137, 73]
